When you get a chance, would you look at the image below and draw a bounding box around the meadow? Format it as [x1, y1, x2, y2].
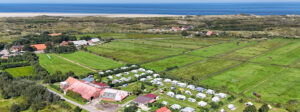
[38, 54, 91, 75]
[5, 66, 34, 77]
[59, 51, 125, 70]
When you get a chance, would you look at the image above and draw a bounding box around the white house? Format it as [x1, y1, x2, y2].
[73, 40, 88, 47]
[178, 83, 187, 87]
[187, 85, 195, 90]
[175, 94, 186, 100]
[140, 78, 147, 82]
[227, 104, 236, 111]
[162, 101, 168, 105]
[171, 104, 181, 110]
[153, 74, 160, 78]
[164, 79, 172, 83]
[216, 93, 227, 98]
[212, 97, 220, 102]
[167, 92, 175, 97]
[185, 91, 192, 95]
[206, 89, 215, 95]
[198, 101, 207, 107]
[196, 93, 206, 99]
[188, 98, 196, 102]
[116, 73, 122, 77]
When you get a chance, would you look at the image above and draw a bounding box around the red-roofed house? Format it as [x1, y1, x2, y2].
[94, 82, 109, 88]
[155, 106, 171, 112]
[48, 33, 62, 36]
[206, 31, 213, 36]
[31, 44, 47, 51]
[144, 93, 159, 100]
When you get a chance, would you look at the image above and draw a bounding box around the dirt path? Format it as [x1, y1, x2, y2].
[54, 54, 98, 72]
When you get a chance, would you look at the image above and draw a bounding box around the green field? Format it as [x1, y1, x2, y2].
[38, 54, 91, 75]
[75, 33, 180, 39]
[59, 51, 125, 70]
[142, 55, 204, 72]
[5, 66, 34, 77]
[251, 40, 300, 65]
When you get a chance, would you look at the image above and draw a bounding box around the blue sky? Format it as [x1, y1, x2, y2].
[0, 0, 299, 3]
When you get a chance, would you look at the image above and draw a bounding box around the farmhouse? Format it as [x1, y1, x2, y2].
[100, 88, 129, 101]
[155, 106, 171, 112]
[31, 44, 47, 51]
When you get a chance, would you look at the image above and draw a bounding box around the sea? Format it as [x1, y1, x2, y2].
[0, 3, 299, 15]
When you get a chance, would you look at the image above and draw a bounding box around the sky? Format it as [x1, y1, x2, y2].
[0, 0, 299, 3]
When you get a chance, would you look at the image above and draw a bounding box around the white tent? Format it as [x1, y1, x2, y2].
[196, 93, 206, 99]
[112, 79, 120, 84]
[121, 67, 128, 70]
[198, 101, 207, 107]
[131, 70, 138, 73]
[99, 72, 104, 75]
[164, 79, 172, 83]
[120, 77, 127, 81]
[138, 68, 146, 72]
[227, 104, 236, 111]
[175, 94, 186, 100]
[108, 76, 113, 80]
[140, 73, 146, 76]
[155, 78, 163, 82]
[172, 80, 179, 85]
[171, 104, 181, 110]
[146, 76, 152, 80]
[187, 85, 195, 90]
[178, 83, 187, 87]
[135, 74, 140, 78]
[116, 74, 122, 77]
[153, 74, 160, 78]
[124, 72, 130, 75]
[212, 97, 220, 102]
[162, 101, 168, 105]
[131, 65, 138, 67]
[216, 93, 227, 98]
[106, 70, 112, 73]
[188, 98, 196, 102]
[140, 78, 147, 82]
[245, 102, 253, 106]
[185, 91, 192, 95]
[146, 70, 153, 74]
[167, 92, 175, 97]
[206, 89, 215, 95]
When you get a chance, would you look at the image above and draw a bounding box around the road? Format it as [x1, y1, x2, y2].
[47, 89, 102, 112]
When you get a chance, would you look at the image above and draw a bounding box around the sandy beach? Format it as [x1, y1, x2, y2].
[0, 13, 182, 17]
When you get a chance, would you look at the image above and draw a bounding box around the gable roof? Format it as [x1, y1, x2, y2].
[133, 95, 153, 105]
[144, 93, 158, 99]
[155, 106, 171, 112]
[31, 44, 46, 51]
[101, 88, 129, 101]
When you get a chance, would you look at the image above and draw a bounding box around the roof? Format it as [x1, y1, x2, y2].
[48, 33, 62, 36]
[60, 41, 71, 46]
[64, 77, 102, 100]
[12, 45, 24, 50]
[100, 88, 129, 101]
[155, 106, 171, 112]
[82, 77, 94, 82]
[144, 93, 158, 99]
[206, 31, 213, 36]
[133, 95, 153, 105]
[95, 82, 108, 87]
[31, 44, 46, 51]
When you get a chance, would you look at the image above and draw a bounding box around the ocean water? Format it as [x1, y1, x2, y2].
[0, 3, 299, 15]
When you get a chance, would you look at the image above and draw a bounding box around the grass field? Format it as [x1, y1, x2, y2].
[75, 33, 180, 39]
[251, 40, 300, 65]
[166, 59, 242, 81]
[142, 55, 204, 72]
[38, 54, 91, 75]
[59, 51, 125, 70]
[5, 66, 34, 77]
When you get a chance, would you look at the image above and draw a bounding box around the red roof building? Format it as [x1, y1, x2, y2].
[48, 33, 62, 36]
[95, 82, 109, 88]
[155, 106, 171, 112]
[144, 93, 158, 99]
[31, 44, 47, 51]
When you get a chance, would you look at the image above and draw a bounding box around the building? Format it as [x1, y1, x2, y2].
[48, 33, 62, 36]
[155, 106, 171, 112]
[60, 41, 72, 46]
[31, 44, 47, 51]
[11, 45, 24, 52]
[144, 93, 159, 100]
[198, 101, 207, 107]
[206, 31, 213, 36]
[94, 82, 109, 88]
[61, 77, 103, 100]
[82, 75, 94, 82]
[73, 40, 88, 47]
[133, 95, 154, 106]
[100, 88, 129, 101]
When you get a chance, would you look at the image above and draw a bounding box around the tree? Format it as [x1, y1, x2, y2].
[181, 31, 189, 36]
[243, 105, 257, 112]
[258, 104, 269, 112]
[286, 100, 298, 112]
[74, 106, 82, 112]
[23, 44, 36, 52]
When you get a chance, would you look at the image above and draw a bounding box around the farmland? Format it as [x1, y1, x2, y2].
[59, 51, 125, 70]
[5, 66, 34, 77]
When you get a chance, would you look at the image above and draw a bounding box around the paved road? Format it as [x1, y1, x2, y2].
[47, 89, 102, 112]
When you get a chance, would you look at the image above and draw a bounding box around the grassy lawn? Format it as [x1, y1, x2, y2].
[166, 59, 242, 81]
[187, 40, 257, 57]
[75, 33, 180, 39]
[5, 66, 34, 77]
[201, 63, 284, 93]
[59, 51, 125, 70]
[87, 41, 186, 64]
[244, 68, 300, 103]
[142, 55, 204, 72]
[220, 39, 291, 60]
[38, 54, 91, 75]
[251, 40, 300, 65]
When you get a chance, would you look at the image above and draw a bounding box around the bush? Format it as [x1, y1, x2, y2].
[74, 106, 82, 112]
[243, 105, 257, 112]
[258, 104, 269, 112]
